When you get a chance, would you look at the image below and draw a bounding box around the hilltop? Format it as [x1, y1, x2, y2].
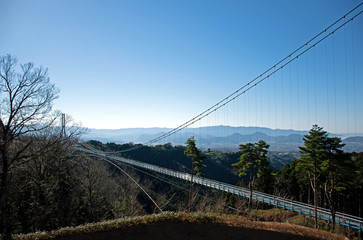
[15, 212, 348, 240]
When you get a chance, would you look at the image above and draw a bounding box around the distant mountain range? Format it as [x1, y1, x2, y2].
[82, 126, 363, 152]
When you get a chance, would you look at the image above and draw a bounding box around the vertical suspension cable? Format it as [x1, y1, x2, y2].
[214, 108, 217, 140]
[229, 100, 232, 151]
[247, 91, 251, 142]
[199, 113, 201, 150]
[243, 94, 246, 142]
[209, 108, 212, 151]
[169, 132, 173, 166]
[243, 93, 246, 131]
[173, 125, 176, 147]
[274, 71, 277, 136]
[236, 95, 239, 151]
[332, 34, 337, 134]
[260, 82, 263, 129]
[281, 67, 285, 131]
[313, 46, 317, 125]
[192, 121, 195, 147]
[179, 125, 182, 146]
[344, 24, 350, 136]
[296, 58, 300, 131]
[267, 67, 271, 131]
[224, 100, 228, 151]
[325, 38, 330, 133]
[350, 19, 357, 137]
[185, 123, 188, 144]
[307, 50, 310, 129]
[234, 94, 236, 150]
[289, 64, 293, 132]
[255, 85, 258, 131]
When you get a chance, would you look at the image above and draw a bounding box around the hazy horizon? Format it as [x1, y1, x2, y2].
[84, 125, 363, 138]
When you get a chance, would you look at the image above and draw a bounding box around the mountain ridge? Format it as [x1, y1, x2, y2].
[82, 126, 363, 152]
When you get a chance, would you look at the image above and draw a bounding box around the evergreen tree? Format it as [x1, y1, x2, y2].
[297, 125, 328, 228]
[184, 136, 206, 211]
[321, 136, 347, 230]
[354, 153, 363, 220]
[296, 124, 349, 229]
[232, 140, 269, 211]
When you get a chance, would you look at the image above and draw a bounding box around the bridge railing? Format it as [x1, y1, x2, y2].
[77, 147, 362, 231]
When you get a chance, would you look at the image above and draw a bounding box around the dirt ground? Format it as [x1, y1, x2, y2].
[55, 222, 326, 240]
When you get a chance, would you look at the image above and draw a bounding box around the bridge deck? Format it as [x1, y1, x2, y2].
[78, 147, 363, 231]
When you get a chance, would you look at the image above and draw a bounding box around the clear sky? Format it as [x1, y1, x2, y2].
[1, 0, 362, 133]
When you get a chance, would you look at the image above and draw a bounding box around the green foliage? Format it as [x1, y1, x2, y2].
[232, 140, 270, 179]
[297, 125, 328, 174]
[7, 134, 360, 236]
[184, 136, 206, 177]
[296, 125, 349, 192]
[232, 140, 270, 211]
[354, 153, 363, 189]
[272, 125, 362, 229]
[88, 141, 241, 184]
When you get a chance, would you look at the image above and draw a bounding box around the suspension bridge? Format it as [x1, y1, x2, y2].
[78, 3, 363, 231]
[78, 146, 362, 230]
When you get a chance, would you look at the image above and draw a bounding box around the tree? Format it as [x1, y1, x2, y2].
[184, 136, 206, 212]
[0, 54, 62, 237]
[321, 136, 347, 230]
[297, 125, 344, 228]
[353, 153, 363, 220]
[297, 125, 355, 230]
[232, 140, 269, 211]
[297, 125, 327, 228]
[8, 139, 78, 232]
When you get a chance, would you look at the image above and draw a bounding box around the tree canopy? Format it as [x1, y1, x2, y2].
[184, 136, 206, 177]
[232, 140, 270, 211]
[297, 124, 347, 229]
[232, 140, 270, 179]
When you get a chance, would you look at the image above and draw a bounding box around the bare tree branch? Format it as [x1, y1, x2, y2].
[0, 54, 83, 238]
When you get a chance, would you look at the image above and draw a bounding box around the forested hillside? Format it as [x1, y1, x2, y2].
[1, 127, 361, 238]
[87, 137, 362, 219]
[3, 136, 362, 236]
[87, 140, 297, 184]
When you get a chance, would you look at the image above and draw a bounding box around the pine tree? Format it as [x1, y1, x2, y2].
[184, 136, 206, 211]
[232, 140, 269, 211]
[297, 125, 328, 228]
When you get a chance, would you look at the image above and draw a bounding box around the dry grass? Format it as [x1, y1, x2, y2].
[14, 212, 349, 240]
[13, 212, 217, 240]
[219, 215, 348, 240]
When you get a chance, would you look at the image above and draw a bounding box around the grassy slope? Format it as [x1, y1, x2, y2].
[14, 212, 348, 240]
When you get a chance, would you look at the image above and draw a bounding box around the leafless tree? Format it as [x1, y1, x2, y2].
[9, 136, 79, 232]
[196, 193, 227, 213]
[0, 54, 81, 238]
[234, 196, 247, 215]
[76, 155, 145, 220]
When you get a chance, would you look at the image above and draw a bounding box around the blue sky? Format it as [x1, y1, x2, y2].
[1, 0, 362, 134]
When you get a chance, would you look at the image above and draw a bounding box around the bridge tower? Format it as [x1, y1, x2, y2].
[61, 113, 66, 137]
